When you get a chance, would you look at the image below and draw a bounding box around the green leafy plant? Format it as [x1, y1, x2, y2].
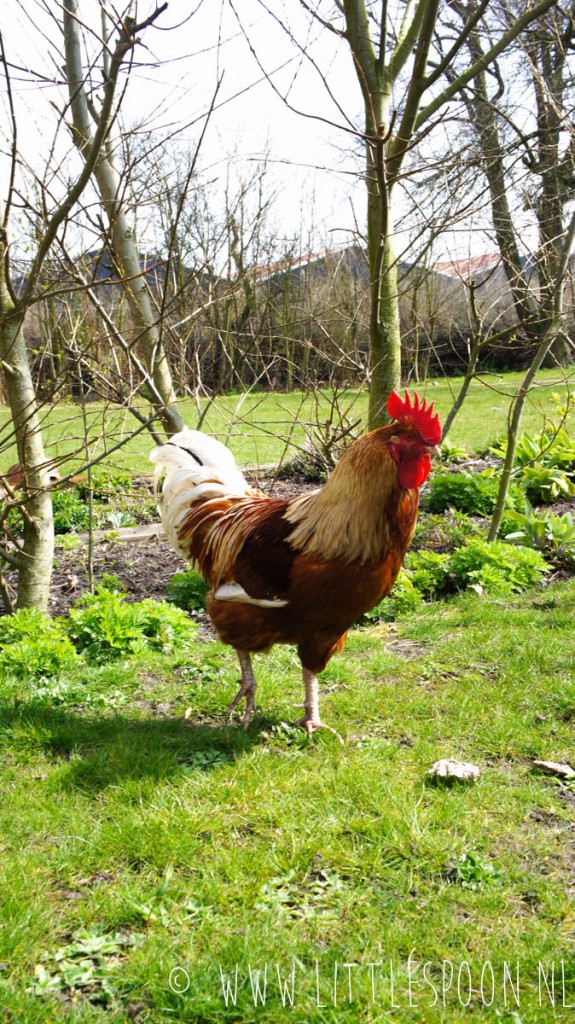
[31, 926, 142, 1004]
[426, 471, 523, 517]
[491, 422, 575, 504]
[82, 469, 134, 500]
[166, 569, 209, 612]
[55, 533, 82, 551]
[449, 538, 549, 595]
[106, 511, 137, 529]
[413, 510, 479, 552]
[506, 505, 575, 566]
[452, 851, 506, 888]
[519, 463, 574, 503]
[4, 496, 76, 538]
[492, 425, 575, 473]
[256, 868, 345, 920]
[67, 587, 198, 663]
[52, 488, 92, 534]
[0, 608, 80, 680]
[437, 438, 470, 463]
[97, 573, 127, 593]
[180, 748, 235, 773]
[405, 549, 451, 597]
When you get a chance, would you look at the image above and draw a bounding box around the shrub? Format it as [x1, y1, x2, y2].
[520, 463, 574, 503]
[82, 469, 134, 500]
[449, 538, 549, 595]
[67, 588, 198, 663]
[52, 489, 91, 534]
[166, 570, 209, 612]
[405, 550, 451, 597]
[506, 505, 575, 566]
[413, 510, 479, 552]
[426, 471, 523, 517]
[0, 609, 80, 679]
[491, 424, 575, 504]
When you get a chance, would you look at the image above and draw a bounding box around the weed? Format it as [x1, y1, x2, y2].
[166, 569, 209, 612]
[31, 926, 142, 1005]
[66, 587, 198, 662]
[256, 868, 345, 920]
[0, 608, 80, 680]
[426, 471, 523, 516]
[180, 748, 235, 773]
[450, 851, 506, 888]
[450, 538, 549, 594]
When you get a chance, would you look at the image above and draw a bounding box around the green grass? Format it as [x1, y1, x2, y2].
[0, 368, 573, 474]
[1, 580, 575, 1021]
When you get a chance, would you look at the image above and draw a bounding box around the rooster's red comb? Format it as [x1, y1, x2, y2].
[387, 389, 442, 445]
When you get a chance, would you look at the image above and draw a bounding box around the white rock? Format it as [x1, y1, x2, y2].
[428, 758, 481, 781]
[533, 760, 575, 779]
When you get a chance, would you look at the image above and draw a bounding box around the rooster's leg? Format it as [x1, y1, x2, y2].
[228, 650, 257, 729]
[296, 668, 343, 742]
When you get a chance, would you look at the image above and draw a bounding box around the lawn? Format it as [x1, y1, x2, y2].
[0, 367, 573, 474]
[0, 582, 574, 1021]
[0, 367, 574, 1022]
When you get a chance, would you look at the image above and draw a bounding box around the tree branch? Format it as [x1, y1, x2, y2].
[20, 6, 166, 306]
[415, 0, 558, 132]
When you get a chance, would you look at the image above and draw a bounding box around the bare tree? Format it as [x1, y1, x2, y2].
[489, 207, 575, 538]
[0, 5, 171, 609]
[446, 1, 574, 365]
[239, 0, 558, 426]
[63, 0, 183, 435]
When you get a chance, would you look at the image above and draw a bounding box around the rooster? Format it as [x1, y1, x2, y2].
[151, 390, 441, 735]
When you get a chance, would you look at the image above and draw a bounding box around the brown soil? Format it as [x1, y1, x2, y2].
[49, 534, 186, 617]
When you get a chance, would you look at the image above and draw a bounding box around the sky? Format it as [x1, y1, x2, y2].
[1, 0, 370, 259]
[1, 0, 537, 268]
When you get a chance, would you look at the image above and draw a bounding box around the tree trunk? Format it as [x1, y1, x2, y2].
[365, 94, 401, 429]
[0, 301, 54, 611]
[367, 231, 401, 428]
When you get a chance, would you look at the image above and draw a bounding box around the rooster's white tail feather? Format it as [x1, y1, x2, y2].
[150, 429, 254, 564]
